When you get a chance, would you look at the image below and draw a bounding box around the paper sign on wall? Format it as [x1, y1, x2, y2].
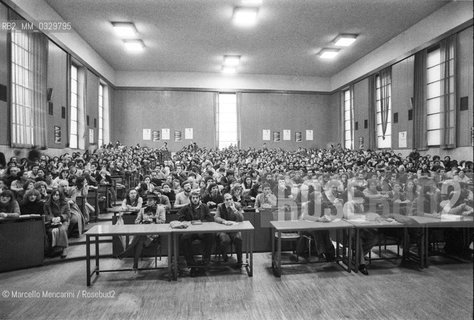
[273, 131, 280, 142]
[399, 131, 407, 148]
[162, 128, 170, 140]
[283, 129, 291, 141]
[262, 129, 271, 141]
[185, 128, 193, 140]
[306, 130, 313, 141]
[89, 128, 94, 144]
[174, 130, 182, 142]
[295, 132, 302, 142]
[152, 130, 160, 141]
[142, 129, 151, 140]
[54, 126, 61, 144]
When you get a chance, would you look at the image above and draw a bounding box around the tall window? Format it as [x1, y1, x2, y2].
[375, 72, 392, 149]
[11, 30, 47, 147]
[426, 46, 455, 146]
[343, 89, 353, 149]
[98, 83, 104, 147]
[70, 64, 79, 148]
[216, 93, 238, 149]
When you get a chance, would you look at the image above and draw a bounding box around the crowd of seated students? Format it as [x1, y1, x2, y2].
[0, 143, 473, 269]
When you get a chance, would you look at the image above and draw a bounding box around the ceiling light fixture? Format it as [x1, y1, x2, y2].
[333, 34, 358, 47]
[111, 22, 138, 39]
[123, 39, 145, 53]
[318, 48, 340, 59]
[222, 66, 237, 74]
[233, 7, 259, 27]
[223, 55, 241, 67]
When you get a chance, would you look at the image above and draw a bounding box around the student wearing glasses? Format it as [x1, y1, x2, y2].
[215, 193, 244, 265]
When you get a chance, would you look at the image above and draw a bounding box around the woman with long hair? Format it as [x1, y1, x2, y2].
[20, 189, 44, 215]
[43, 189, 70, 258]
[0, 190, 21, 218]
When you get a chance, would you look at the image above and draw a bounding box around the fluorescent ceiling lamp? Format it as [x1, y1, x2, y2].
[318, 48, 340, 59]
[111, 22, 138, 39]
[223, 55, 241, 67]
[241, 0, 262, 5]
[233, 7, 258, 27]
[334, 34, 358, 47]
[123, 39, 145, 53]
[222, 66, 237, 74]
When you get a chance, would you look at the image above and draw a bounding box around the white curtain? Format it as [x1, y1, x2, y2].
[10, 29, 48, 148]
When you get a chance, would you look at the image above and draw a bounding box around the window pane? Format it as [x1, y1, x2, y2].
[71, 121, 77, 135]
[427, 65, 441, 82]
[218, 93, 238, 149]
[377, 136, 391, 149]
[345, 131, 351, 140]
[427, 113, 441, 130]
[427, 81, 441, 98]
[427, 98, 441, 114]
[71, 108, 77, 121]
[427, 48, 440, 68]
[427, 130, 440, 146]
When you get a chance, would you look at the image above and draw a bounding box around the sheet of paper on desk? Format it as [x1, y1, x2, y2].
[441, 214, 464, 221]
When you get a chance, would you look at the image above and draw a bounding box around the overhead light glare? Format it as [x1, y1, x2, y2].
[223, 55, 241, 67]
[222, 66, 237, 74]
[123, 39, 145, 53]
[334, 34, 358, 47]
[111, 22, 138, 39]
[318, 48, 340, 59]
[233, 7, 258, 27]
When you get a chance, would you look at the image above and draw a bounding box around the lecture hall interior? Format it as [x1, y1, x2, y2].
[0, 1, 473, 319]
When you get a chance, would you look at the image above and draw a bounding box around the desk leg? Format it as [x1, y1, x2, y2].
[167, 234, 172, 281]
[173, 234, 178, 280]
[424, 226, 429, 268]
[249, 230, 253, 277]
[86, 235, 91, 286]
[347, 228, 352, 273]
[95, 236, 100, 275]
[277, 231, 282, 277]
[271, 228, 275, 270]
[354, 228, 360, 273]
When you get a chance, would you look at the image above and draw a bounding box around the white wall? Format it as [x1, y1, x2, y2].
[330, 1, 473, 91]
[6, 0, 115, 83]
[115, 71, 330, 92]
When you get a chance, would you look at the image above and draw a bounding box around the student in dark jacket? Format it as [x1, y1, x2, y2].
[177, 190, 213, 267]
[214, 193, 244, 265]
[20, 189, 44, 215]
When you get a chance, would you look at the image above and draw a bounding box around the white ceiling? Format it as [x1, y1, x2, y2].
[44, 0, 449, 78]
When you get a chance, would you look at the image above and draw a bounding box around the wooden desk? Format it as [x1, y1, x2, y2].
[0, 215, 45, 272]
[345, 218, 406, 273]
[410, 215, 474, 267]
[270, 220, 353, 277]
[85, 224, 173, 286]
[171, 221, 254, 279]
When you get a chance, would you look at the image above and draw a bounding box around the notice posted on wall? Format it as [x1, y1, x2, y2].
[174, 130, 182, 142]
[262, 129, 270, 141]
[152, 130, 160, 141]
[399, 131, 407, 148]
[295, 132, 302, 142]
[273, 131, 280, 142]
[185, 128, 193, 140]
[283, 129, 291, 141]
[306, 129, 313, 141]
[142, 129, 151, 140]
[162, 128, 170, 140]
